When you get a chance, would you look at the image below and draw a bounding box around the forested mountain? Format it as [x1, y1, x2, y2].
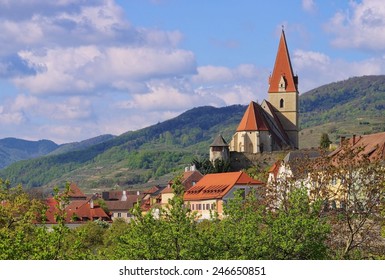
[300, 75, 385, 127]
[48, 134, 116, 155]
[2, 75, 385, 190]
[298, 75, 385, 148]
[0, 138, 58, 169]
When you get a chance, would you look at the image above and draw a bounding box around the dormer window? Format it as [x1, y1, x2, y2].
[279, 75, 286, 92]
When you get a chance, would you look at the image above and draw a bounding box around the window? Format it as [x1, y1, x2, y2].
[206, 203, 210, 210]
[280, 98, 284, 108]
[202, 204, 205, 210]
[191, 204, 195, 210]
[117, 213, 121, 218]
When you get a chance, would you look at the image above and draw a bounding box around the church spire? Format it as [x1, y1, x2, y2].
[268, 29, 298, 93]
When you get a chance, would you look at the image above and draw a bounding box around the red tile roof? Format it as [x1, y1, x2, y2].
[68, 182, 86, 199]
[236, 101, 270, 132]
[268, 29, 298, 93]
[44, 192, 110, 224]
[184, 171, 263, 201]
[330, 132, 385, 161]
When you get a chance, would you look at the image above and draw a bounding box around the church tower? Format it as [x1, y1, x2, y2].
[267, 29, 299, 149]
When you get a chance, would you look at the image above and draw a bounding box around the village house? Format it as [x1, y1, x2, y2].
[141, 167, 203, 214]
[102, 190, 142, 222]
[44, 183, 110, 228]
[184, 171, 264, 219]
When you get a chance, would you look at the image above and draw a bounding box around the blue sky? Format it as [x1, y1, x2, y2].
[1, 0, 385, 143]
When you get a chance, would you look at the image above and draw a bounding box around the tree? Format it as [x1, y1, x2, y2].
[271, 143, 385, 259]
[315, 144, 385, 259]
[0, 179, 49, 259]
[265, 187, 330, 259]
[161, 175, 201, 259]
[320, 133, 332, 149]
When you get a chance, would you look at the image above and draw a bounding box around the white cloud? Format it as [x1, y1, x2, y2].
[293, 49, 385, 92]
[0, 104, 25, 125]
[326, 0, 385, 51]
[192, 64, 259, 85]
[13, 46, 196, 95]
[302, 0, 316, 13]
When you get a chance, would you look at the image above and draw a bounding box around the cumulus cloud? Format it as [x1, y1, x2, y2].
[292, 49, 385, 92]
[326, 0, 385, 51]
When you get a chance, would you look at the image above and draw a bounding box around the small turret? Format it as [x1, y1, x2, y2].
[209, 134, 230, 163]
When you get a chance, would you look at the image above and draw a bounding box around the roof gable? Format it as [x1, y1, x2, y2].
[236, 101, 269, 132]
[268, 30, 297, 93]
[210, 134, 229, 147]
[68, 183, 86, 199]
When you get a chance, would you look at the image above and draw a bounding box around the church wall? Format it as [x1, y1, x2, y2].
[230, 131, 277, 153]
[268, 91, 299, 148]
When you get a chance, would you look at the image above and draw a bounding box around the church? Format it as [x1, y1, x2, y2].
[229, 29, 299, 154]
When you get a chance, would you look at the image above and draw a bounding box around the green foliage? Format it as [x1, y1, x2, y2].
[319, 133, 332, 149]
[265, 188, 330, 259]
[192, 157, 231, 175]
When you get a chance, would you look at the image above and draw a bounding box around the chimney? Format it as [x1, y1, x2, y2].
[340, 136, 346, 146]
[102, 191, 109, 201]
[90, 199, 94, 209]
[185, 166, 189, 172]
[121, 190, 127, 201]
[191, 164, 196, 171]
[136, 190, 140, 196]
[352, 134, 356, 145]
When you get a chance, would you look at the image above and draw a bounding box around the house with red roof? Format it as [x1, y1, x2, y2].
[103, 190, 142, 222]
[329, 133, 385, 162]
[184, 171, 264, 219]
[160, 168, 203, 207]
[44, 183, 110, 228]
[230, 29, 298, 153]
[140, 168, 204, 215]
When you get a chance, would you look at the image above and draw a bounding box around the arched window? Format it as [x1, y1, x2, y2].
[280, 98, 284, 108]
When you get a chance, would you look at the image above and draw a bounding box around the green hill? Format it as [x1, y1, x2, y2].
[48, 134, 116, 155]
[299, 75, 385, 148]
[0, 105, 245, 190]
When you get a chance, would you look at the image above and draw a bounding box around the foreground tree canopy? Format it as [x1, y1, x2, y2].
[1, 144, 385, 260]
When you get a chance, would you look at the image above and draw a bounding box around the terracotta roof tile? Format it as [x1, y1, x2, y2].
[236, 101, 270, 132]
[184, 171, 263, 201]
[68, 182, 86, 199]
[268, 30, 297, 93]
[330, 132, 385, 162]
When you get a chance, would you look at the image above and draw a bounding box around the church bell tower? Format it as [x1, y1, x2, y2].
[268, 29, 299, 149]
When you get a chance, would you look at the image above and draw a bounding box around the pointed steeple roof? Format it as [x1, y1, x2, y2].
[268, 29, 298, 93]
[210, 134, 229, 147]
[236, 101, 269, 132]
